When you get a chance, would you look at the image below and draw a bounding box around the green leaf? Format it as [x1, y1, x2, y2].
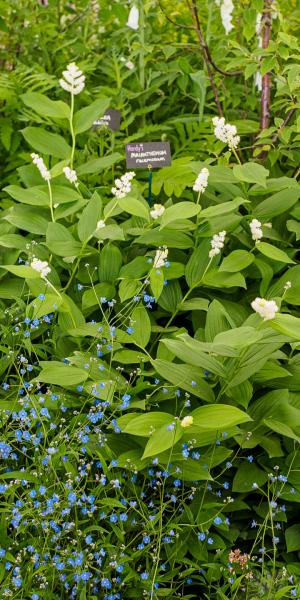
[46, 222, 82, 257]
[134, 229, 193, 249]
[21, 92, 70, 119]
[142, 423, 183, 459]
[219, 250, 254, 272]
[256, 242, 295, 264]
[82, 282, 115, 310]
[118, 195, 149, 221]
[150, 268, 164, 299]
[0, 265, 41, 279]
[185, 239, 211, 287]
[199, 197, 249, 219]
[77, 153, 122, 175]
[191, 404, 251, 430]
[161, 337, 226, 377]
[99, 244, 122, 283]
[119, 279, 142, 303]
[131, 306, 151, 348]
[263, 418, 300, 443]
[202, 270, 246, 289]
[213, 327, 263, 348]
[4, 185, 49, 206]
[27, 293, 62, 318]
[255, 187, 300, 219]
[78, 193, 102, 241]
[34, 362, 89, 386]
[269, 314, 300, 340]
[232, 462, 268, 492]
[233, 162, 269, 188]
[124, 412, 174, 436]
[22, 127, 71, 158]
[152, 359, 214, 402]
[285, 524, 300, 552]
[74, 97, 110, 134]
[4, 206, 48, 234]
[160, 202, 200, 227]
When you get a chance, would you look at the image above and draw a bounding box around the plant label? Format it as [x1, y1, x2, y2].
[93, 109, 121, 131]
[125, 142, 172, 169]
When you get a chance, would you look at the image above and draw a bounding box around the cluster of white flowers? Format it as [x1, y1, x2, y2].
[215, 0, 234, 34]
[96, 219, 106, 229]
[181, 416, 193, 428]
[153, 247, 168, 269]
[59, 63, 85, 95]
[90, 0, 99, 18]
[193, 167, 210, 193]
[209, 231, 226, 258]
[250, 218, 263, 242]
[31, 153, 51, 182]
[112, 171, 135, 198]
[63, 166, 78, 186]
[212, 117, 240, 150]
[31, 257, 51, 279]
[150, 204, 165, 220]
[255, 13, 263, 91]
[251, 297, 278, 321]
[127, 5, 139, 30]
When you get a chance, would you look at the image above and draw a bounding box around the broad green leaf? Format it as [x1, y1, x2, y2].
[124, 412, 174, 436]
[0, 265, 41, 279]
[113, 349, 149, 364]
[179, 298, 209, 311]
[99, 244, 122, 283]
[185, 239, 211, 287]
[219, 250, 254, 272]
[257, 241, 295, 263]
[172, 461, 213, 482]
[232, 462, 268, 492]
[161, 337, 226, 377]
[21, 92, 70, 119]
[134, 229, 193, 249]
[22, 126, 71, 158]
[142, 423, 183, 459]
[46, 222, 82, 257]
[233, 162, 269, 187]
[78, 192, 102, 241]
[157, 280, 183, 312]
[213, 327, 263, 348]
[58, 294, 85, 331]
[119, 279, 142, 302]
[285, 524, 300, 552]
[263, 418, 300, 443]
[74, 97, 110, 134]
[152, 359, 214, 402]
[160, 202, 200, 227]
[199, 197, 249, 219]
[118, 195, 149, 221]
[82, 282, 115, 310]
[255, 187, 300, 219]
[77, 153, 122, 175]
[4, 185, 49, 206]
[270, 314, 300, 340]
[131, 306, 151, 348]
[150, 268, 164, 299]
[27, 293, 62, 318]
[202, 270, 246, 289]
[191, 404, 251, 430]
[34, 362, 89, 386]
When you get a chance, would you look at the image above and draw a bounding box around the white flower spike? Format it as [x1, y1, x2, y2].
[216, 0, 234, 34]
[193, 167, 210, 193]
[59, 62, 85, 95]
[112, 171, 135, 199]
[209, 231, 226, 258]
[154, 248, 168, 269]
[251, 297, 278, 321]
[127, 5, 139, 30]
[212, 117, 240, 150]
[31, 153, 51, 182]
[63, 166, 78, 186]
[250, 218, 263, 242]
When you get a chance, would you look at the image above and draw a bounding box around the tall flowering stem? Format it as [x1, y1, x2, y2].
[59, 63, 85, 168]
[260, 0, 273, 133]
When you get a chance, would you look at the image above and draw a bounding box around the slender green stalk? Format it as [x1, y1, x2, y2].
[47, 180, 55, 222]
[70, 92, 76, 168]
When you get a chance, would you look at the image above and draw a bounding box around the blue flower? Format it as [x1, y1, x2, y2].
[141, 572, 149, 580]
[214, 516, 222, 525]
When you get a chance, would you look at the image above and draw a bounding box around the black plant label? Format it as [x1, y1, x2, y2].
[93, 109, 121, 131]
[125, 142, 172, 169]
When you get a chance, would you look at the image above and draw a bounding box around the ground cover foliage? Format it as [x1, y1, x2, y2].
[1, 1, 300, 599]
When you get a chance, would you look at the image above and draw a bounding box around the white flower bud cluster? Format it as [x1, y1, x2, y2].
[31, 153, 51, 182]
[112, 171, 135, 198]
[250, 218, 263, 242]
[193, 167, 210, 193]
[96, 220, 106, 230]
[63, 166, 78, 186]
[251, 297, 278, 321]
[215, 0, 234, 35]
[212, 117, 240, 150]
[181, 416, 193, 428]
[209, 231, 226, 258]
[31, 257, 51, 279]
[153, 247, 168, 269]
[59, 62, 85, 95]
[150, 204, 165, 220]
